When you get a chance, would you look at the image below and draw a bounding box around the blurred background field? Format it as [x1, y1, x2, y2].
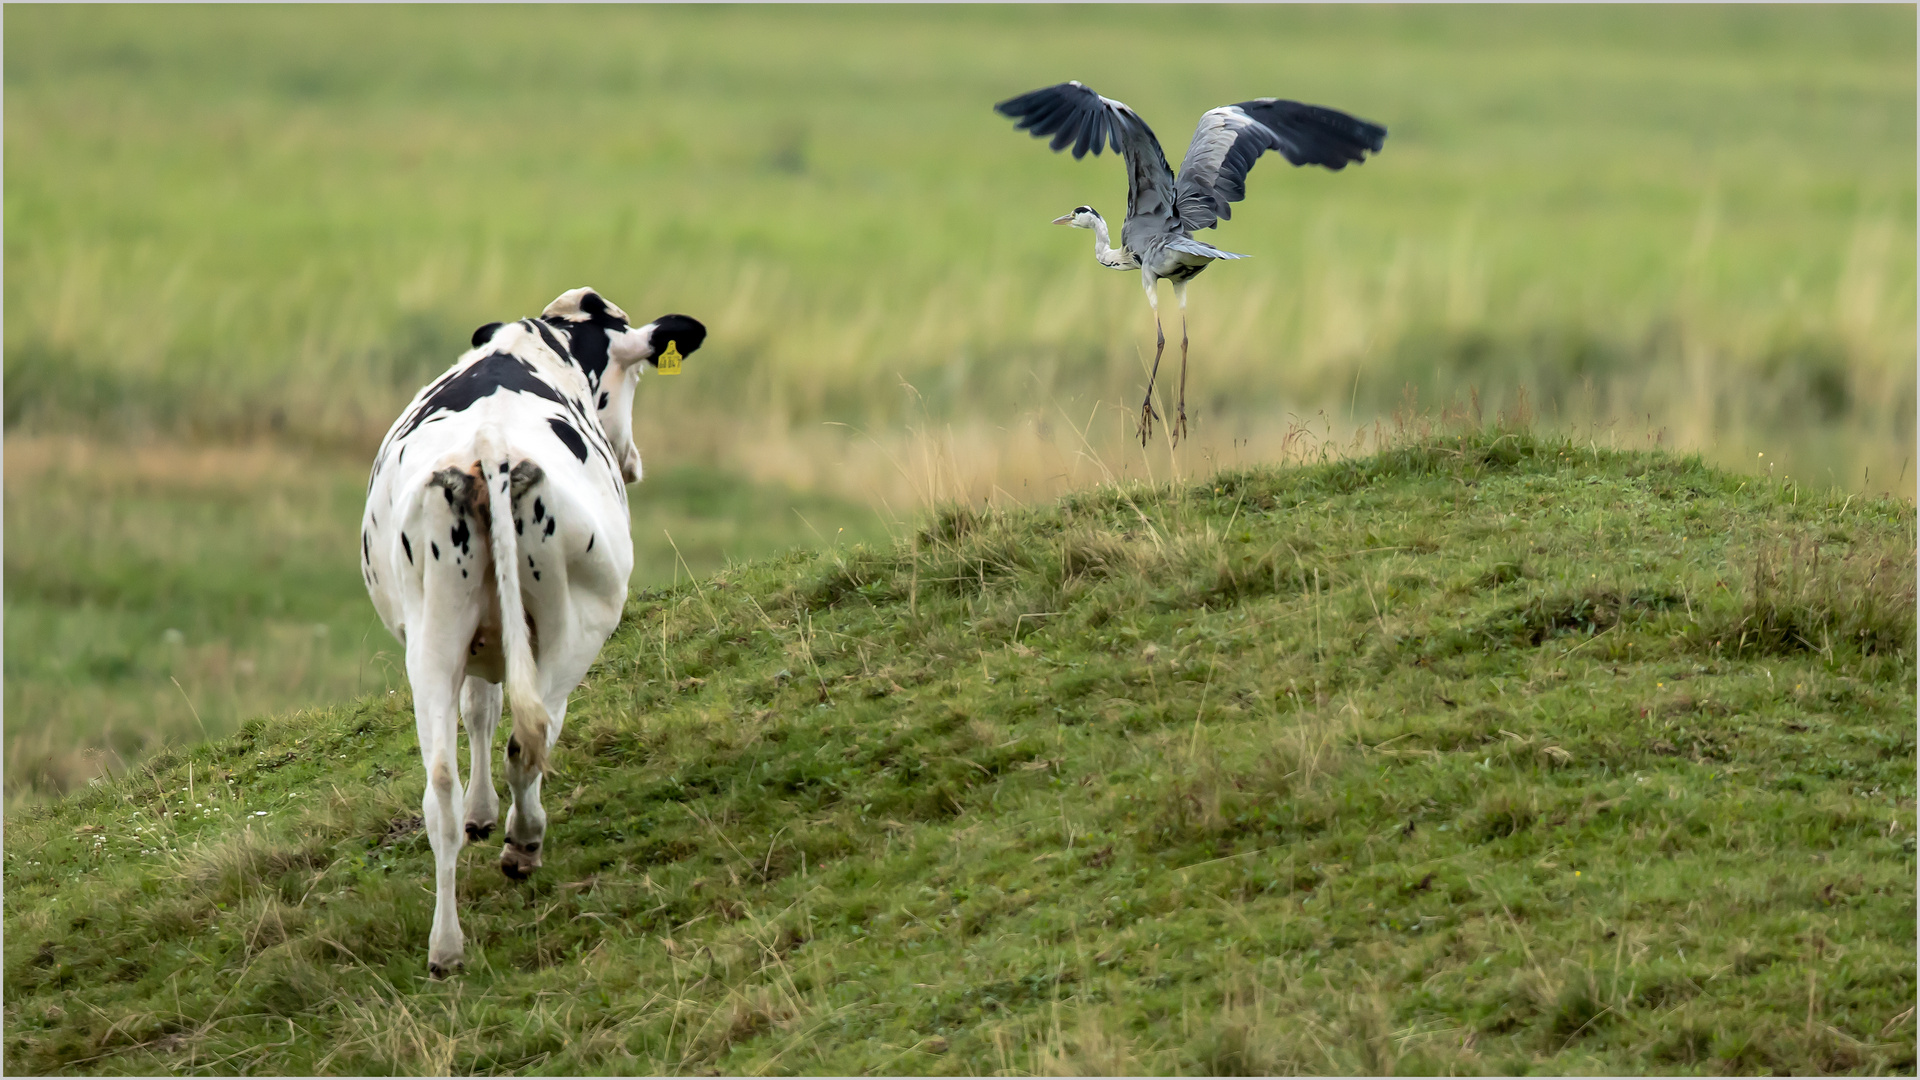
[5, 5, 1914, 799]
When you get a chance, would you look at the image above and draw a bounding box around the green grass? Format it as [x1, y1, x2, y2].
[4, 12, 1916, 1058]
[7, 3, 1915, 801]
[3, 438, 887, 800]
[7, 430, 1912, 1074]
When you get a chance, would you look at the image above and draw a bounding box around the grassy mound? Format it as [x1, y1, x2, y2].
[6, 430, 1914, 1075]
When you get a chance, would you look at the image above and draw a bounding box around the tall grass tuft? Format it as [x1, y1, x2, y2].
[1723, 537, 1916, 659]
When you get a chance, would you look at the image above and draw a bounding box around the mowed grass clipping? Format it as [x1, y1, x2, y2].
[6, 430, 1913, 1075]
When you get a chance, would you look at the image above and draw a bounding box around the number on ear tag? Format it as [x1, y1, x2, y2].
[656, 340, 682, 375]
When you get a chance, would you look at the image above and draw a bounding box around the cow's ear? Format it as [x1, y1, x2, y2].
[641, 315, 707, 367]
[471, 323, 504, 349]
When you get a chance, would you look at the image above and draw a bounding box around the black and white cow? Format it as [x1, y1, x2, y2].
[361, 287, 705, 975]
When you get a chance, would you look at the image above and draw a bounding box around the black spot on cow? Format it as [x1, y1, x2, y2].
[529, 318, 570, 364]
[461, 569, 468, 578]
[450, 517, 471, 554]
[362, 530, 370, 564]
[471, 322, 504, 348]
[395, 352, 569, 442]
[547, 393, 618, 476]
[586, 533, 594, 552]
[645, 314, 708, 367]
[542, 296, 628, 392]
[578, 290, 618, 322]
[528, 556, 536, 568]
[515, 517, 523, 535]
[545, 319, 610, 390]
[546, 417, 589, 463]
[533, 569, 541, 581]
[598, 391, 609, 409]
[398, 446, 406, 465]
[401, 533, 413, 565]
[431, 541, 441, 561]
[533, 498, 545, 524]
[543, 516, 556, 539]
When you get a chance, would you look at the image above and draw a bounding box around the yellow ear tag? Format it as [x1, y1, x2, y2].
[656, 340, 682, 375]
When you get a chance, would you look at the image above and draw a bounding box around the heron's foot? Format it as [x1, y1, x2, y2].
[1137, 399, 1160, 445]
[1173, 400, 1188, 445]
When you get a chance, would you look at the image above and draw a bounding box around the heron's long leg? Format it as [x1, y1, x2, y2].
[1172, 281, 1190, 446]
[1139, 271, 1164, 445]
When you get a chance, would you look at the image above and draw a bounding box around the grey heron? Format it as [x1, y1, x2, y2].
[996, 81, 1386, 443]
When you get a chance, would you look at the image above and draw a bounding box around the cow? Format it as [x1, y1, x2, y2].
[361, 287, 706, 975]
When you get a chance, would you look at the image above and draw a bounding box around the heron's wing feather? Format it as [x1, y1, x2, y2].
[1237, 99, 1387, 169]
[1173, 100, 1387, 230]
[995, 82, 1117, 158]
[1172, 107, 1280, 231]
[995, 81, 1178, 243]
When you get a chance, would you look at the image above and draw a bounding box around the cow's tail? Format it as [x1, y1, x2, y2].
[477, 430, 551, 778]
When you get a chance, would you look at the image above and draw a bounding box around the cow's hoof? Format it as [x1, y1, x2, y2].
[464, 821, 495, 842]
[427, 956, 463, 979]
[500, 840, 542, 881]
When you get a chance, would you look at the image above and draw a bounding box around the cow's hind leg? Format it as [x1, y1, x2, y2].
[460, 677, 501, 841]
[408, 622, 473, 975]
[410, 465, 489, 975]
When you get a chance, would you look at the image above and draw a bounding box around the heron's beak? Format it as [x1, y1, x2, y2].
[1052, 214, 1074, 226]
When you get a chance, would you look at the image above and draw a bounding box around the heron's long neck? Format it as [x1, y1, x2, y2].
[1090, 218, 1133, 269]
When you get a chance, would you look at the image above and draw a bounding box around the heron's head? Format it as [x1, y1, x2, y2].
[1052, 206, 1102, 229]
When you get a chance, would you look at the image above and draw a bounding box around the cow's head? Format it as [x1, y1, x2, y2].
[539, 287, 707, 483]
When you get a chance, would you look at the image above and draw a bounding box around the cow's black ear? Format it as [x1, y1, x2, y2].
[471, 322, 504, 348]
[646, 315, 707, 364]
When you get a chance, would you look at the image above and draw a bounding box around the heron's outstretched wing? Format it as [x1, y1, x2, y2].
[1174, 99, 1386, 231]
[994, 81, 1179, 245]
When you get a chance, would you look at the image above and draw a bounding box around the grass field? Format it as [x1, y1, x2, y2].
[3, 437, 888, 799]
[5, 430, 1913, 1074]
[4, 11, 1915, 809]
[7, 6, 1914, 475]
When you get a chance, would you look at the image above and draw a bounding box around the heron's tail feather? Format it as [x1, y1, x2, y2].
[1165, 236, 1250, 260]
